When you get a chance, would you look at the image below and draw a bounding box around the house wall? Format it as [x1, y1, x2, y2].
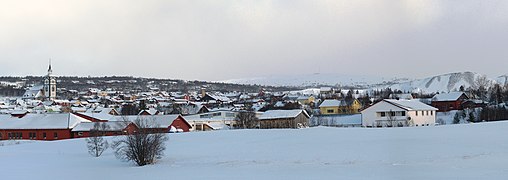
[0, 129, 72, 141]
[407, 110, 436, 126]
[431, 101, 462, 112]
[259, 113, 309, 129]
[320, 107, 339, 115]
[170, 116, 191, 132]
[361, 101, 406, 127]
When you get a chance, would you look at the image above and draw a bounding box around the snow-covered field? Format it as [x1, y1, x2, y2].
[2, 122, 508, 179]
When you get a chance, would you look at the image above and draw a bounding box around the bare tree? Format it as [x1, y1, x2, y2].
[386, 110, 397, 127]
[86, 122, 110, 157]
[112, 117, 168, 166]
[235, 111, 258, 129]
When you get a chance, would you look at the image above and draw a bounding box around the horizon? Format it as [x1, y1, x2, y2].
[1, 1, 508, 81]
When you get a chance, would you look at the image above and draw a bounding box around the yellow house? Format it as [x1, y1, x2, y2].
[339, 99, 362, 114]
[319, 99, 341, 115]
[297, 96, 316, 106]
[319, 99, 362, 115]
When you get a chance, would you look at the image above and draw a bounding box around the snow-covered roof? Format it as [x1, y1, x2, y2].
[432, 92, 467, 102]
[383, 99, 438, 111]
[71, 121, 133, 132]
[319, 99, 341, 107]
[109, 115, 183, 128]
[259, 110, 309, 120]
[0, 113, 90, 130]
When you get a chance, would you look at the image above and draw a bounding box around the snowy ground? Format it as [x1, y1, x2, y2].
[2, 122, 508, 179]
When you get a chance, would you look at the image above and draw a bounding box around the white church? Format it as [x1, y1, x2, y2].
[22, 62, 57, 100]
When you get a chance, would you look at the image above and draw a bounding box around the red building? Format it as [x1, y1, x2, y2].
[72, 121, 139, 138]
[0, 113, 87, 141]
[431, 92, 469, 112]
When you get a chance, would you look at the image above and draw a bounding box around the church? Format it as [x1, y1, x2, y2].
[22, 62, 57, 100]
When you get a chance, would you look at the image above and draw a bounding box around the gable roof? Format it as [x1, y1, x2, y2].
[319, 99, 341, 107]
[259, 110, 310, 120]
[0, 113, 90, 130]
[383, 99, 438, 111]
[71, 121, 135, 132]
[109, 115, 189, 129]
[432, 92, 467, 102]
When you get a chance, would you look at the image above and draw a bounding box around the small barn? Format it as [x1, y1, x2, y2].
[258, 110, 310, 129]
[431, 92, 468, 112]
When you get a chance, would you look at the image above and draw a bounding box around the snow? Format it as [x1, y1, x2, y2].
[258, 110, 308, 120]
[383, 99, 438, 111]
[0, 113, 89, 129]
[318, 99, 341, 107]
[71, 121, 130, 132]
[2, 122, 508, 179]
[432, 92, 466, 102]
[373, 72, 483, 93]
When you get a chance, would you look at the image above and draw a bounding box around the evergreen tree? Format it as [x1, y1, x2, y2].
[468, 111, 476, 123]
[453, 112, 461, 124]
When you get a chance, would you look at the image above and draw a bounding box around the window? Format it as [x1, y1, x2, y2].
[0, 132, 2, 139]
[77, 132, 83, 136]
[327, 109, 334, 113]
[401, 111, 406, 116]
[17, 132, 22, 139]
[416, 111, 418, 116]
[43, 132, 47, 139]
[29, 132, 35, 139]
[426, 111, 429, 116]
[380, 112, 386, 117]
[54, 132, 58, 139]
[431, 111, 433, 116]
[421, 111, 425, 116]
[390, 111, 396, 116]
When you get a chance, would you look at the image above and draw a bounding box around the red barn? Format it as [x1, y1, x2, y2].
[431, 92, 469, 112]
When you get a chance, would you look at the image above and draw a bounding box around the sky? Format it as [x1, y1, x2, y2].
[1, 0, 508, 81]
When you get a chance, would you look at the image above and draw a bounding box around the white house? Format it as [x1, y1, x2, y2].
[361, 99, 438, 127]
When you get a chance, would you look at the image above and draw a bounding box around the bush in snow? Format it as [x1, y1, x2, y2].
[86, 122, 109, 157]
[112, 117, 168, 166]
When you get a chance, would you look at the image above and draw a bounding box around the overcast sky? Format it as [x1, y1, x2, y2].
[1, 0, 508, 81]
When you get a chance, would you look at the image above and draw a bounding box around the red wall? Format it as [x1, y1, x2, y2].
[170, 116, 191, 132]
[432, 101, 462, 112]
[0, 129, 72, 141]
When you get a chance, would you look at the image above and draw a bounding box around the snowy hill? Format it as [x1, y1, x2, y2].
[223, 73, 389, 87]
[372, 72, 487, 93]
[496, 75, 508, 86]
[2, 123, 508, 179]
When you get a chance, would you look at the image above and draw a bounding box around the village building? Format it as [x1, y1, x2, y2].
[71, 121, 138, 138]
[258, 109, 310, 129]
[361, 99, 438, 127]
[0, 113, 90, 141]
[184, 110, 239, 131]
[319, 99, 362, 115]
[431, 92, 468, 112]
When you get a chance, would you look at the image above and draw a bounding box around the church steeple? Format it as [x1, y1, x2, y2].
[48, 59, 53, 75]
[44, 59, 57, 100]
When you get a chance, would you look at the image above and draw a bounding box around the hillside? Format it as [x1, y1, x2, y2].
[373, 72, 482, 93]
[224, 73, 388, 88]
[2, 122, 508, 179]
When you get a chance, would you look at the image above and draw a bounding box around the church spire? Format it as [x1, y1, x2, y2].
[48, 59, 53, 75]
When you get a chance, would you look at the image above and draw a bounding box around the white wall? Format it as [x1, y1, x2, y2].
[361, 101, 405, 127]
